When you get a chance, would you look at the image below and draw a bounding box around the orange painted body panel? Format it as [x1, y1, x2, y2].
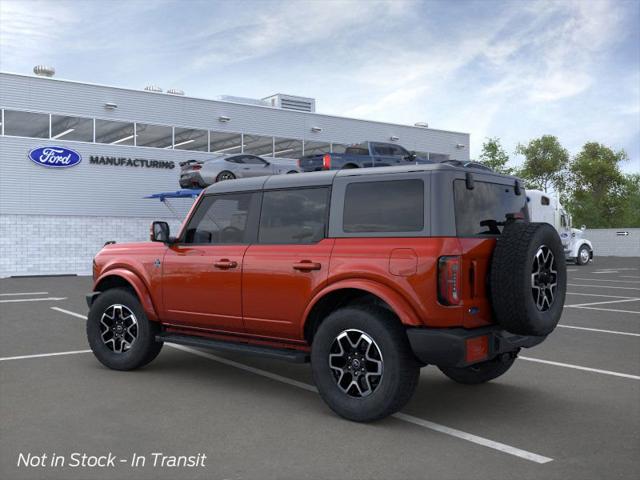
[242, 239, 334, 339]
[92, 235, 498, 349]
[161, 244, 247, 331]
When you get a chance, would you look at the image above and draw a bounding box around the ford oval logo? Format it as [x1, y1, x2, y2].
[28, 146, 82, 168]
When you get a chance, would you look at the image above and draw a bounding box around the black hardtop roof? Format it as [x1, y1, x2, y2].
[202, 163, 519, 195]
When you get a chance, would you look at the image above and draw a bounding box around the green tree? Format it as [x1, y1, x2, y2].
[515, 135, 569, 193]
[566, 142, 629, 228]
[478, 137, 514, 175]
[619, 173, 640, 227]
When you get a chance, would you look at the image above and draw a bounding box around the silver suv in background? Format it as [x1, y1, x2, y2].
[179, 154, 300, 188]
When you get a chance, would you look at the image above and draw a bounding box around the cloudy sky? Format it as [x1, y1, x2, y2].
[1, 0, 638, 171]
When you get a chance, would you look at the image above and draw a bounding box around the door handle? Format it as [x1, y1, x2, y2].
[214, 259, 238, 269]
[293, 261, 321, 271]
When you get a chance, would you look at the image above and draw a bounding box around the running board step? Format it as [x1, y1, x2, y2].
[157, 333, 310, 363]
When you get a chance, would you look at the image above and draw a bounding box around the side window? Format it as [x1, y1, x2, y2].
[390, 145, 410, 157]
[541, 196, 550, 206]
[343, 180, 424, 233]
[226, 156, 243, 164]
[243, 155, 267, 165]
[183, 193, 258, 244]
[373, 144, 393, 156]
[259, 188, 330, 244]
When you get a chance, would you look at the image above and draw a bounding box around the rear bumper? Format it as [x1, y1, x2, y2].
[406, 326, 546, 368]
[179, 172, 205, 188]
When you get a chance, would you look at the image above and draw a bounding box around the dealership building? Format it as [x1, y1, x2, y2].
[0, 69, 470, 277]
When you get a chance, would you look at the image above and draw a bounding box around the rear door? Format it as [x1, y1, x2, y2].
[242, 187, 333, 340]
[161, 192, 260, 332]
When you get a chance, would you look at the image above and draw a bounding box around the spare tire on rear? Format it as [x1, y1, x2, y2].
[490, 221, 566, 336]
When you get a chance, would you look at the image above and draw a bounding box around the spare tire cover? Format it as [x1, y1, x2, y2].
[490, 222, 566, 336]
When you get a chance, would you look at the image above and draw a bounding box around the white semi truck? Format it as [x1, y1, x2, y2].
[526, 190, 594, 265]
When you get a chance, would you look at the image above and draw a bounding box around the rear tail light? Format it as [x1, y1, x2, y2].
[322, 153, 332, 170]
[438, 256, 461, 305]
[191, 164, 202, 170]
[297, 158, 302, 168]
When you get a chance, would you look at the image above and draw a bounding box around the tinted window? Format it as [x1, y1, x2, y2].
[343, 180, 424, 233]
[183, 193, 257, 244]
[174, 127, 208, 151]
[259, 188, 329, 244]
[345, 147, 369, 156]
[389, 145, 409, 157]
[454, 180, 528, 236]
[242, 155, 267, 165]
[541, 196, 550, 205]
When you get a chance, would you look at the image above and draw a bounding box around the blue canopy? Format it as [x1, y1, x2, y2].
[144, 189, 202, 201]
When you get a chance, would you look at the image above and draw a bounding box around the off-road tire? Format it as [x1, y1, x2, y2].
[439, 356, 516, 385]
[87, 288, 163, 371]
[490, 221, 566, 336]
[576, 245, 590, 266]
[311, 306, 420, 422]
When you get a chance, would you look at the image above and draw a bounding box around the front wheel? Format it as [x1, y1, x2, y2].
[576, 245, 590, 265]
[87, 288, 163, 371]
[439, 355, 516, 385]
[311, 306, 420, 422]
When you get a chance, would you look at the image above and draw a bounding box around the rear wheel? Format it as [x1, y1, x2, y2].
[576, 245, 590, 265]
[216, 171, 236, 182]
[311, 306, 419, 422]
[439, 355, 516, 385]
[87, 288, 162, 371]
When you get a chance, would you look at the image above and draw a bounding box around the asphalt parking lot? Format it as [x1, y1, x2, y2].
[1, 257, 639, 480]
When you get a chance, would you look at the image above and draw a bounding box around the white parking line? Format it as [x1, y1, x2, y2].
[573, 278, 640, 284]
[520, 357, 640, 380]
[620, 276, 640, 279]
[568, 283, 640, 291]
[0, 350, 92, 362]
[393, 412, 553, 464]
[566, 292, 637, 299]
[41, 308, 553, 464]
[0, 291, 49, 296]
[557, 325, 640, 337]
[0, 297, 67, 303]
[566, 298, 640, 308]
[51, 307, 89, 319]
[169, 344, 553, 464]
[566, 306, 640, 315]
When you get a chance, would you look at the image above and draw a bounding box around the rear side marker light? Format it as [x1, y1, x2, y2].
[438, 256, 461, 305]
[465, 335, 489, 363]
[322, 153, 331, 170]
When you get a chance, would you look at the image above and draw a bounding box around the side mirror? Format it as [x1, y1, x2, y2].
[150, 221, 170, 242]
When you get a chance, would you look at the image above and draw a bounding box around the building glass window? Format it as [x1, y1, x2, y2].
[303, 140, 331, 156]
[95, 119, 135, 145]
[210, 131, 243, 154]
[3, 110, 49, 138]
[273, 137, 303, 158]
[259, 188, 329, 244]
[244, 134, 274, 156]
[135, 123, 173, 149]
[174, 127, 208, 151]
[51, 114, 93, 142]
